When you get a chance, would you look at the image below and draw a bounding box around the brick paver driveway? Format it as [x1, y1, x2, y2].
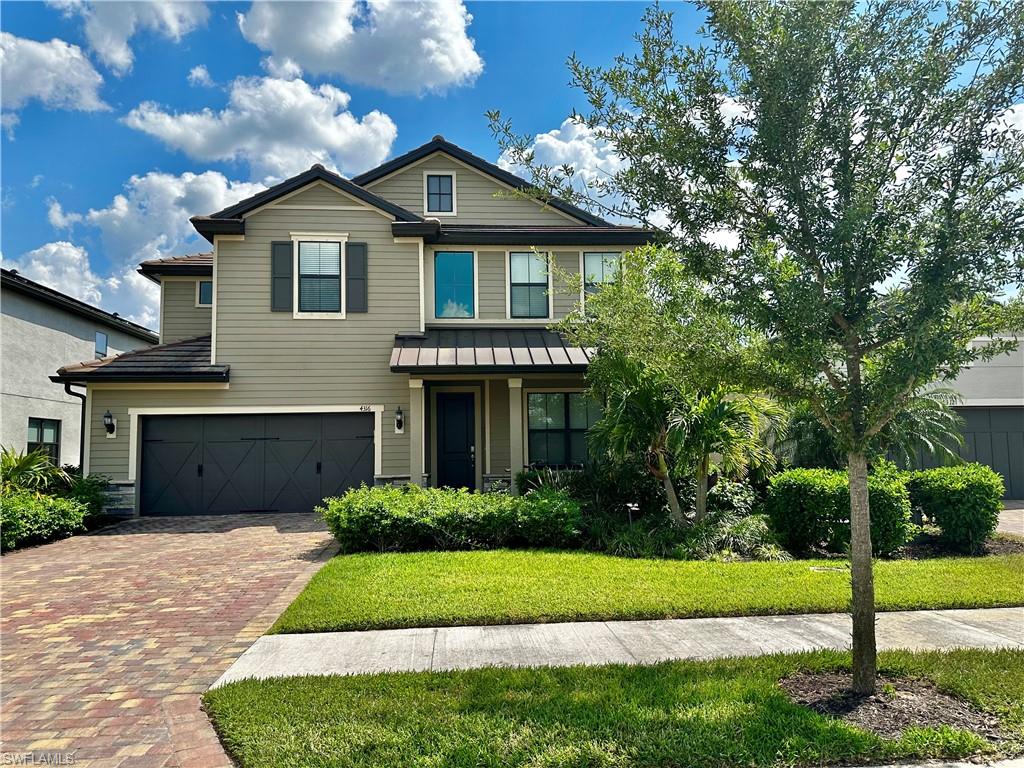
[1, 513, 336, 767]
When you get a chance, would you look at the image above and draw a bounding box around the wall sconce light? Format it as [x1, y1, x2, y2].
[103, 410, 116, 437]
[394, 405, 405, 434]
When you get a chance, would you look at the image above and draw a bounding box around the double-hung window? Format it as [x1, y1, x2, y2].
[583, 252, 620, 296]
[527, 392, 601, 467]
[298, 241, 342, 313]
[94, 331, 108, 359]
[509, 251, 549, 319]
[196, 280, 213, 307]
[426, 174, 454, 214]
[27, 417, 60, 464]
[434, 251, 475, 318]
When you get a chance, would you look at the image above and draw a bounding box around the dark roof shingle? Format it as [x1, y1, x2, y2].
[52, 335, 229, 383]
[138, 252, 213, 281]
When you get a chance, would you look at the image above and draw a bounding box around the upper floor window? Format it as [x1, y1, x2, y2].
[196, 280, 213, 307]
[434, 251, 475, 318]
[509, 251, 549, 319]
[583, 252, 621, 296]
[298, 241, 342, 313]
[27, 417, 60, 464]
[94, 331, 108, 358]
[425, 173, 455, 214]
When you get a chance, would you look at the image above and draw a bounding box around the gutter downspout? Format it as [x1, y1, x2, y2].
[63, 382, 87, 470]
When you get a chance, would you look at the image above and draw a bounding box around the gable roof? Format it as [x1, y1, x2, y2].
[1, 268, 158, 344]
[351, 135, 611, 227]
[190, 164, 423, 243]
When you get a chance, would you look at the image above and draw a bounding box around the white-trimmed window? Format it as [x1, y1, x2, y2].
[297, 241, 343, 314]
[527, 392, 601, 467]
[509, 251, 550, 319]
[196, 280, 213, 307]
[434, 251, 475, 318]
[582, 252, 621, 296]
[94, 331, 108, 359]
[425, 173, 456, 215]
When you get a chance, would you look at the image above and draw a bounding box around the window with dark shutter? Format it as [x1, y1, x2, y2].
[271, 241, 293, 312]
[346, 242, 368, 313]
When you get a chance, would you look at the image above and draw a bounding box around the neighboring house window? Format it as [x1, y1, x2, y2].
[27, 418, 60, 464]
[527, 392, 601, 467]
[509, 251, 549, 319]
[583, 252, 621, 295]
[298, 241, 342, 313]
[94, 331, 108, 358]
[426, 174, 454, 213]
[434, 251, 475, 318]
[197, 280, 213, 307]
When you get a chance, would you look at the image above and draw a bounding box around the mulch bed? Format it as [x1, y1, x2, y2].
[780, 672, 1006, 742]
[897, 532, 1024, 559]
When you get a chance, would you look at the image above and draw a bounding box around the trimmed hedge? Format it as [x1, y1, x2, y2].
[764, 467, 914, 557]
[1, 489, 88, 552]
[320, 484, 583, 553]
[907, 464, 1004, 553]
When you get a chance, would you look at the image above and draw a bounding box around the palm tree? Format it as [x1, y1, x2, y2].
[676, 389, 786, 522]
[1, 447, 70, 492]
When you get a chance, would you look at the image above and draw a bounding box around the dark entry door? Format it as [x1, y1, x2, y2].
[140, 412, 375, 515]
[437, 392, 475, 490]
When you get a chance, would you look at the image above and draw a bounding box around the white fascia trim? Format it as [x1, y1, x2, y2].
[505, 249, 553, 321]
[126, 405, 385, 482]
[958, 398, 1024, 407]
[242, 180, 394, 220]
[211, 239, 219, 363]
[423, 169, 457, 216]
[291, 232, 349, 320]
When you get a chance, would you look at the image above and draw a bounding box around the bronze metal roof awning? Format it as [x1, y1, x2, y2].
[391, 328, 594, 374]
[52, 336, 229, 384]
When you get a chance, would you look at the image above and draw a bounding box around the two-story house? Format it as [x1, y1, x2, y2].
[52, 136, 655, 515]
[2, 268, 157, 467]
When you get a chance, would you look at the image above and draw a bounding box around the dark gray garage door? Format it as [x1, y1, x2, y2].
[140, 413, 374, 515]
[916, 407, 1023, 498]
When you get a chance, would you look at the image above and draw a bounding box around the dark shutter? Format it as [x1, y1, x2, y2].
[346, 242, 368, 313]
[271, 241, 292, 312]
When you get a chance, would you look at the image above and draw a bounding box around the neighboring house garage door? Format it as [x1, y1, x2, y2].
[140, 413, 374, 515]
[954, 407, 1024, 499]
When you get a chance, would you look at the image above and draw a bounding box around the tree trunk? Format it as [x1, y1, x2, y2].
[694, 455, 709, 522]
[848, 450, 877, 695]
[657, 452, 687, 528]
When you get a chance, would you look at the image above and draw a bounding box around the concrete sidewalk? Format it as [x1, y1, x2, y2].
[214, 606, 1024, 687]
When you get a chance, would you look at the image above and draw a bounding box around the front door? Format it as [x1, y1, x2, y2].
[437, 392, 475, 490]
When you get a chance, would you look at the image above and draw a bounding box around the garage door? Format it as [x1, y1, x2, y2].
[140, 413, 374, 515]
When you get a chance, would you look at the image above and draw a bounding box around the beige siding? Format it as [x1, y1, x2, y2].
[477, 251, 505, 320]
[161, 280, 211, 343]
[366, 154, 578, 225]
[273, 183, 373, 209]
[487, 380, 510, 474]
[89, 198, 421, 481]
[552, 251, 582, 318]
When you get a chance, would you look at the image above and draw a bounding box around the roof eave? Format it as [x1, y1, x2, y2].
[50, 370, 230, 385]
[190, 216, 245, 244]
[390, 222, 658, 246]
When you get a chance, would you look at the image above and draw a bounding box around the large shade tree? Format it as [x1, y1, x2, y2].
[492, 0, 1024, 693]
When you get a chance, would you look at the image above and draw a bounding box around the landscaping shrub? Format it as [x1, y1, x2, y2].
[675, 510, 790, 562]
[907, 464, 1004, 553]
[1, 488, 88, 552]
[319, 484, 583, 553]
[707, 479, 758, 517]
[764, 467, 915, 557]
[53, 469, 111, 519]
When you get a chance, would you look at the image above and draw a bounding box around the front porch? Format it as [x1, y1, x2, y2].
[392, 327, 595, 493]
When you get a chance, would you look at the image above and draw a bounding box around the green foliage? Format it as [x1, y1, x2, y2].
[707, 479, 757, 517]
[675, 511, 791, 562]
[908, 465, 1004, 554]
[61, 473, 111, 518]
[1, 488, 87, 552]
[764, 467, 915, 557]
[319, 484, 583, 553]
[1, 446, 70, 492]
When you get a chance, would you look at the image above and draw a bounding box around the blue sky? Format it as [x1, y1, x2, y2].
[1, 1, 706, 327]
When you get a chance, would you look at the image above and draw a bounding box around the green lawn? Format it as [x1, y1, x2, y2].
[270, 550, 1024, 633]
[204, 648, 1024, 768]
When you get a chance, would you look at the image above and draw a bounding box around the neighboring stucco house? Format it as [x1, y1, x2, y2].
[1, 268, 157, 467]
[52, 136, 654, 515]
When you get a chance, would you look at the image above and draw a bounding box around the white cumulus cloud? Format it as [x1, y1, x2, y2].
[237, 0, 483, 95]
[48, 0, 209, 75]
[3, 241, 160, 328]
[187, 64, 214, 87]
[0, 32, 109, 136]
[122, 75, 397, 182]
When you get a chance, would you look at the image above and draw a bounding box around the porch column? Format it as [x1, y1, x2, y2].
[508, 377, 524, 493]
[408, 378, 424, 486]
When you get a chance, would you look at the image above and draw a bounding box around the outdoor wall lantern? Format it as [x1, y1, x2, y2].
[394, 406, 405, 434]
[102, 410, 116, 436]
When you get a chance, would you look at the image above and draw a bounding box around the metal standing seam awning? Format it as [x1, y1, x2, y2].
[390, 328, 594, 375]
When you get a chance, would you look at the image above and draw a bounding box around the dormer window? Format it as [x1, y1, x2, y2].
[425, 173, 455, 215]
